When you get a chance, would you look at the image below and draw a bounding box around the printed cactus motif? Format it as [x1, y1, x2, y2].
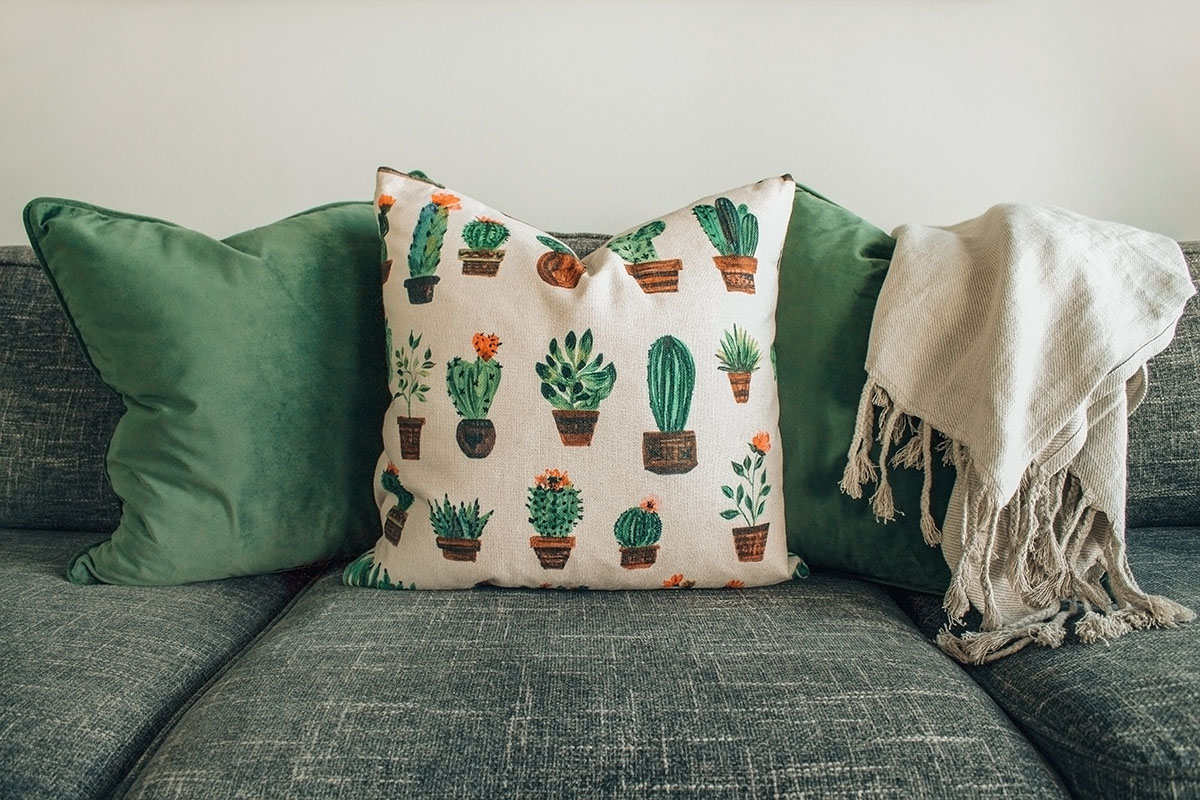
[693, 198, 759, 257]
[536, 329, 616, 411]
[381, 463, 414, 510]
[613, 499, 663, 547]
[607, 220, 666, 265]
[647, 335, 695, 433]
[446, 334, 503, 420]
[408, 193, 460, 278]
[527, 469, 583, 537]
[462, 217, 510, 251]
[430, 496, 493, 540]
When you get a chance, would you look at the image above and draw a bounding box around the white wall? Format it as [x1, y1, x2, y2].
[3, 0, 1198, 243]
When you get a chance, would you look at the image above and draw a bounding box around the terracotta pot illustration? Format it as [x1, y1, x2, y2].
[625, 258, 683, 294]
[713, 255, 758, 294]
[642, 430, 698, 475]
[530, 535, 575, 569]
[552, 409, 600, 446]
[459, 248, 505, 277]
[537, 251, 584, 289]
[731, 523, 769, 563]
[619, 544, 660, 570]
[456, 419, 496, 459]
[727, 372, 752, 404]
[381, 259, 393, 284]
[383, 506, 408, 545]
[436, 536, 482, 562]
[403, 275, 440, 304]
[396, 416, 426, 460]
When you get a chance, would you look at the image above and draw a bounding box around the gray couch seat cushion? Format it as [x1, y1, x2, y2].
[121, 574, 1067, 799]
[0, 529, 313, 800]
[892, 526, 1200, 800]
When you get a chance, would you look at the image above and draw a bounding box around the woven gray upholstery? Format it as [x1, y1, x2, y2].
[121, 574, 1067, 799]
[0, 247, 122, 531]
[0, 529, 312, 800]
[1127, 243, 1200, 527]
[892, 526, 1200, 800]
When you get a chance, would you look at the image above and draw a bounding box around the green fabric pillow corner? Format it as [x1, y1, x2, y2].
[776, 183, 953, 595]
[23, 198, 389, 585]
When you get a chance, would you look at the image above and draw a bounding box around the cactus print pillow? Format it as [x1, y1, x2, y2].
[345, 169, 802, 590]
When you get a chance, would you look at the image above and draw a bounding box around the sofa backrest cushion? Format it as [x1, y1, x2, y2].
[1127, 242, 1200, 528]
[0, 246, 122, 532]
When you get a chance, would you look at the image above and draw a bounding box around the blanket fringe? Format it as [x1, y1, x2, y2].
[842, 378, 1196, 665]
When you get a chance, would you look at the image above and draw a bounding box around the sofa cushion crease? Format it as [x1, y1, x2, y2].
[0, 529, 315, 800]
[120, 573, 1069, 799]
[891, 526, 1200, 800]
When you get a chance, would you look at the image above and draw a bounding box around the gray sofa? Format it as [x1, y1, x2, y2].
[2, 237, 1198, 800]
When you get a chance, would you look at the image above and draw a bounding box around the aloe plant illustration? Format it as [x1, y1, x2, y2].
[614, 497, 663, 569]
[535, 329, 617, 446]
[693, 197, 761, 293]
[459, 216, 510, 276]
[380, 463, 415, 545]
[393, 329, 433, 460]
[378, 194, 395, 282]
[527, 469, 584, 569]
[405, 192, 460, 303]
[715, 325, 762, 404]
[430, 495, 493, 562]
[643, 335, 697, 474]
[607, 220, 681, 293]
[446, 333, 503, 458]
[536, 235, 585, 289]
[721, 432, 772, 562]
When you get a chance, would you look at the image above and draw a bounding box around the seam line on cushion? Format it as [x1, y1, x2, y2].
[105, 567, 329, 800]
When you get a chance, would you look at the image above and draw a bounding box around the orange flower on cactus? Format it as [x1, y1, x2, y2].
[476, 216, 503, 225]
[534, 468, 572, 491]
[751, 431, 771, 455]
[430, 192, 461, 210]
[663, 574, 685, 588]
[384, 462, 400, 477]
[377, 194, 396, 209]
[639, 496, 661, 514]
[472, 333, 501, 361]
[724, 579, 746, 589]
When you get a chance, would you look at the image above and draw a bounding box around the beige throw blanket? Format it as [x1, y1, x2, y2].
[841, 204, 1196, 664]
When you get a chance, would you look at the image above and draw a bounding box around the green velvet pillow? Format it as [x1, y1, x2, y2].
[24, 198, 388, 585]
[776, 185, 953, 594]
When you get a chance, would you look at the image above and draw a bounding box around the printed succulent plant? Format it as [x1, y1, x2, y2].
[535, 329, 617, 411]
[461, 217, 510, 251]
[429, 496, 493, 540]
[693, 197, 759, 257]
[716, 325, 762, 374]
[647, 335, 695, 433]
[408, 192, 460, 277]
[606, 220, 666, 264]
[446, 334, 503, 420]
[380, 463, 414, 510]
[613, 498, 663, 547]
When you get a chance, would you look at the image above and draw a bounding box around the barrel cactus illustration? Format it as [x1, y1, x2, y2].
[614, 497, 663, 570]
[643, 335, 698, 474]
[527, 469, 583, 569]
[693, 196, 760, 293]
[459, 216, 510, 276]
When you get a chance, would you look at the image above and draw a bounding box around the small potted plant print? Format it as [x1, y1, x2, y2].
[715, 325, 762, 404]
[405, 192, 460, 304]
[613, 497, 662, 569]
[380, 462, 415, 545]
[459, 217, 510, 276]
[693, 197, 760, 294]
[393, 328, 433, 460]
[378, 194, 395, 283]
[606, 220, 682, 294]
[446, 333, 503, 458]
[542, 331, 624, 448]
[535, 329, 617, 446]
[527, 469, 584, 569]
[720, 432, 772, 562]
[429, 495, 493, 562]
[343, 548, 414, 590]
[643, 335, 698, 474]
[536, 235, 585, 289]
